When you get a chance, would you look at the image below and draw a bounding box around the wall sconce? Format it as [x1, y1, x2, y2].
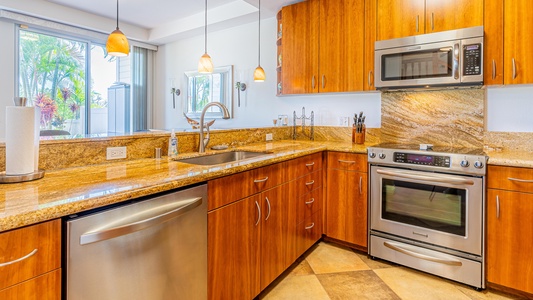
[235, 82, 246, 107]
[171, 88, 180, 109]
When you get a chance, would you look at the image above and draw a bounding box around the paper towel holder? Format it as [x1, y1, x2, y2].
[0, 170, 45, 184]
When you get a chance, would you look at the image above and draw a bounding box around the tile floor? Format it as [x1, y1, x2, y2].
[257, 241, 525, 300]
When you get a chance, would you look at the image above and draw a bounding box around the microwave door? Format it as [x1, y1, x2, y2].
[375, 41, 460, 89]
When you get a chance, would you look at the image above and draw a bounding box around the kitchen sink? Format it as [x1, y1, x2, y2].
[176, 151, 269, 166]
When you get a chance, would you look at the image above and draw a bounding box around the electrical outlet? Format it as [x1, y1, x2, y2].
[265, 133, 273, 141]
[106, 146, 127, 160]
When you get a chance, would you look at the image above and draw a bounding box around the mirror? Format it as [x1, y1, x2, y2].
[184, 65, 233, 119]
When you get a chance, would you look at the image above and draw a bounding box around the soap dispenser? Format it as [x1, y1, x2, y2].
[168, 129, 178, 158]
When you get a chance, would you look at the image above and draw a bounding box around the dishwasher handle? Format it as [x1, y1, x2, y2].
[80, 197, 203, 245]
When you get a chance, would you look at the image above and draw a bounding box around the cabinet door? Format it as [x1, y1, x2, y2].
[483, 0, 504, 85]
[326, 169, 368, 248]
[261, 184, 291, 290]
[281, 0, 319, 94]
[504, 0, 533, 84]
[487, 189, 533, 294]
[208, 195, 261, 300]
[319, 0, 364, 92]
[426, 0, 483, 33]
[377, 0, 425, 40]
[0, 269, 61, 300]
[364, 0, 377, 91]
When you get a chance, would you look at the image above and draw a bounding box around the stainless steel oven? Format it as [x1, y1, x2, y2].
[368, 144, 487, 289]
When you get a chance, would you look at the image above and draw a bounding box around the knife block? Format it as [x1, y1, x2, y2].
[352, 125, 366, 144]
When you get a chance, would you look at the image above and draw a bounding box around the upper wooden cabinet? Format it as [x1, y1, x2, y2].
[377, 0, 483, 40]
[279, 0, 367, 94]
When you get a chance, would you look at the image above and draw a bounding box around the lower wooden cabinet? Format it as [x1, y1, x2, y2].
[208, 194, 262, 300]
[0, 219, 61, 300]
[326, 152, 368, 249]
[487, 189, 533, 294]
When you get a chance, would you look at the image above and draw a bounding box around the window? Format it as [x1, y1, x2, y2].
[185, 65, 233, 119]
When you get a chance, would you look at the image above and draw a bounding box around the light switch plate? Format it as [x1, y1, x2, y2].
[107, 146, 127, 160]
[265, 133, 273, 141]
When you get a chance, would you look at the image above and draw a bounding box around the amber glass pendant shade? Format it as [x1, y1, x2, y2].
[198, 53, 214, 73]
[254, 66, 266, 82]
[106, 29, 129, 57]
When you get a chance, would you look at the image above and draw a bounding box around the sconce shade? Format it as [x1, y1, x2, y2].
[106, 29, 129, 57]
[198, 53, 214, 73]
[254, 66, 266, 82]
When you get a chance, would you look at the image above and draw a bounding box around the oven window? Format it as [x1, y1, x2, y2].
[381, 48, 453, 81]
[381, 179, 466, 236]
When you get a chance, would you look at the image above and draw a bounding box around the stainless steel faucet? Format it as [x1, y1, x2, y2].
[199, 102, 230, 153]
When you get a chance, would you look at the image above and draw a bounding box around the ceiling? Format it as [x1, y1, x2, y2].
[45, 0, 295, 30]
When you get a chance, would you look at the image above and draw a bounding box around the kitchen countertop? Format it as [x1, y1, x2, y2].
[1, 139, 531, 233]
[0, 140, 368, 232]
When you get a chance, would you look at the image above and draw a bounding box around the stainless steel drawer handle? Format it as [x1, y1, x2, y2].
[305, 162, 315, 167]
[265, 197, 271, 221]
[254, 177, 269, 183]
[368, 70, 373, 87]
[322, 75, 325, 89]
[255, 200, 261, 226]
[305, 223, 315, 230]
[305, 180, 315, 186]
[492, 59, 496, 80]
[512, 58, 517, 79]
[376, 169, 474, 186]
[0, 249, 38, 267]
[496, 195, 500, 219]
[359, 176, 362, 195]
[508, 177, 533, 183]
[338, 160, 355, 164]
[384, 242, 462, 266]
[416, 15, 419, 32]
[80, 197, 202, 245]
[305, 198, 315, 205]
[312, 75, 316, 89]
[431, 12, 434, 31]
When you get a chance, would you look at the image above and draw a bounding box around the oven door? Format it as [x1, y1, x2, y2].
[370, 166, 483, 256]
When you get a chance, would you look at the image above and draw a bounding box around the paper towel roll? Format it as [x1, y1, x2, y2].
[5, 106, 41, 175]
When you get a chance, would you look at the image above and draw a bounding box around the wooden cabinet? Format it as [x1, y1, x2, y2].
[483, 0, 504, 85]
[208, 195, 261, 300]
[208, 153, 324, 298]
[364, 0, 377, 90]
[0, 219, 61, 299]
[487, 165, 533, 295]
[377, 0, 483, 40]
[279, 0, 367, 94]
[326, 152, 368, 249]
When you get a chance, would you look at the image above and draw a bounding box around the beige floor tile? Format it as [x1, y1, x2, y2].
[306, 242, 371, 274]
[374, 267, 472, 300]
[259, 274, 331, 300]
[287, 258, 315, 277]
[455, 285, 527, 300]
[317, 270, 401, 300]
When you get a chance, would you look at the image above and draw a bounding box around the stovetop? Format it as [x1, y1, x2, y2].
[367, 143, 488, 176]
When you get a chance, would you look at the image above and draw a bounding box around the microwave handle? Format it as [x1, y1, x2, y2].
[453, 43, 460, 80]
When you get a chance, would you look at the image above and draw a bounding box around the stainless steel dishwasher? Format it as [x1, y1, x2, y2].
[65, 184, 207, 300]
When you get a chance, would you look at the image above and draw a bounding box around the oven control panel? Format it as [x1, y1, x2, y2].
[393, 152, 451, 167]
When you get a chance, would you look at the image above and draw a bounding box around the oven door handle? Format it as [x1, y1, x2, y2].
[376, 169, 474, 186]
[384, 242, 463, 266]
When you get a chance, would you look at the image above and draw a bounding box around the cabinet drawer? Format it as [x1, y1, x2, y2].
[296, 187, 323, 225]
[290, 171, 323, 196]
[0, 219, 61, 290]
[208, 163, 284, 210]
[298, 210, 323, 255]
[0, 269, 61, 300]
[327, 152, 367, 172]
[488, 165, 533, 193]
[286, 153, 323, 179]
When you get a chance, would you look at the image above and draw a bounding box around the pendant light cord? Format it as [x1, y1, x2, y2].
[258, 0, 261, 65]
[116, 0, 119, 30]
[205, 0, 208, 54]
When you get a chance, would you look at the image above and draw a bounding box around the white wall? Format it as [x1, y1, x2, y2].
[486, 85, 533, 132]
[154, 17, 382, 130]
[0, 20, 15, 139]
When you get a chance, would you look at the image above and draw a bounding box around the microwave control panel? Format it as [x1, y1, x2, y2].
[463, 44, 482, 76]
[393, 152, 451, 168]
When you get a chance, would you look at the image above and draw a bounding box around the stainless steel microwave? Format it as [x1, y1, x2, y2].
[375, 26, 483, 91]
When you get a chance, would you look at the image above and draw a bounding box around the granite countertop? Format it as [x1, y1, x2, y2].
[0, 140, 368, 232]
[486, 149, 533, 168]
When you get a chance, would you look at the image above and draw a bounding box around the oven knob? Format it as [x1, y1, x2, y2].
[378, 153, 386, 159]
[460, 160, 470, 168]
[368, 152, 376, 158]
[474, 161, 484, 169]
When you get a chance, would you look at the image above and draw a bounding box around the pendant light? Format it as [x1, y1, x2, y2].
[198, 0, 214, 73]
[253, 0, 266, 82]
[106, 0, 130, 57]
